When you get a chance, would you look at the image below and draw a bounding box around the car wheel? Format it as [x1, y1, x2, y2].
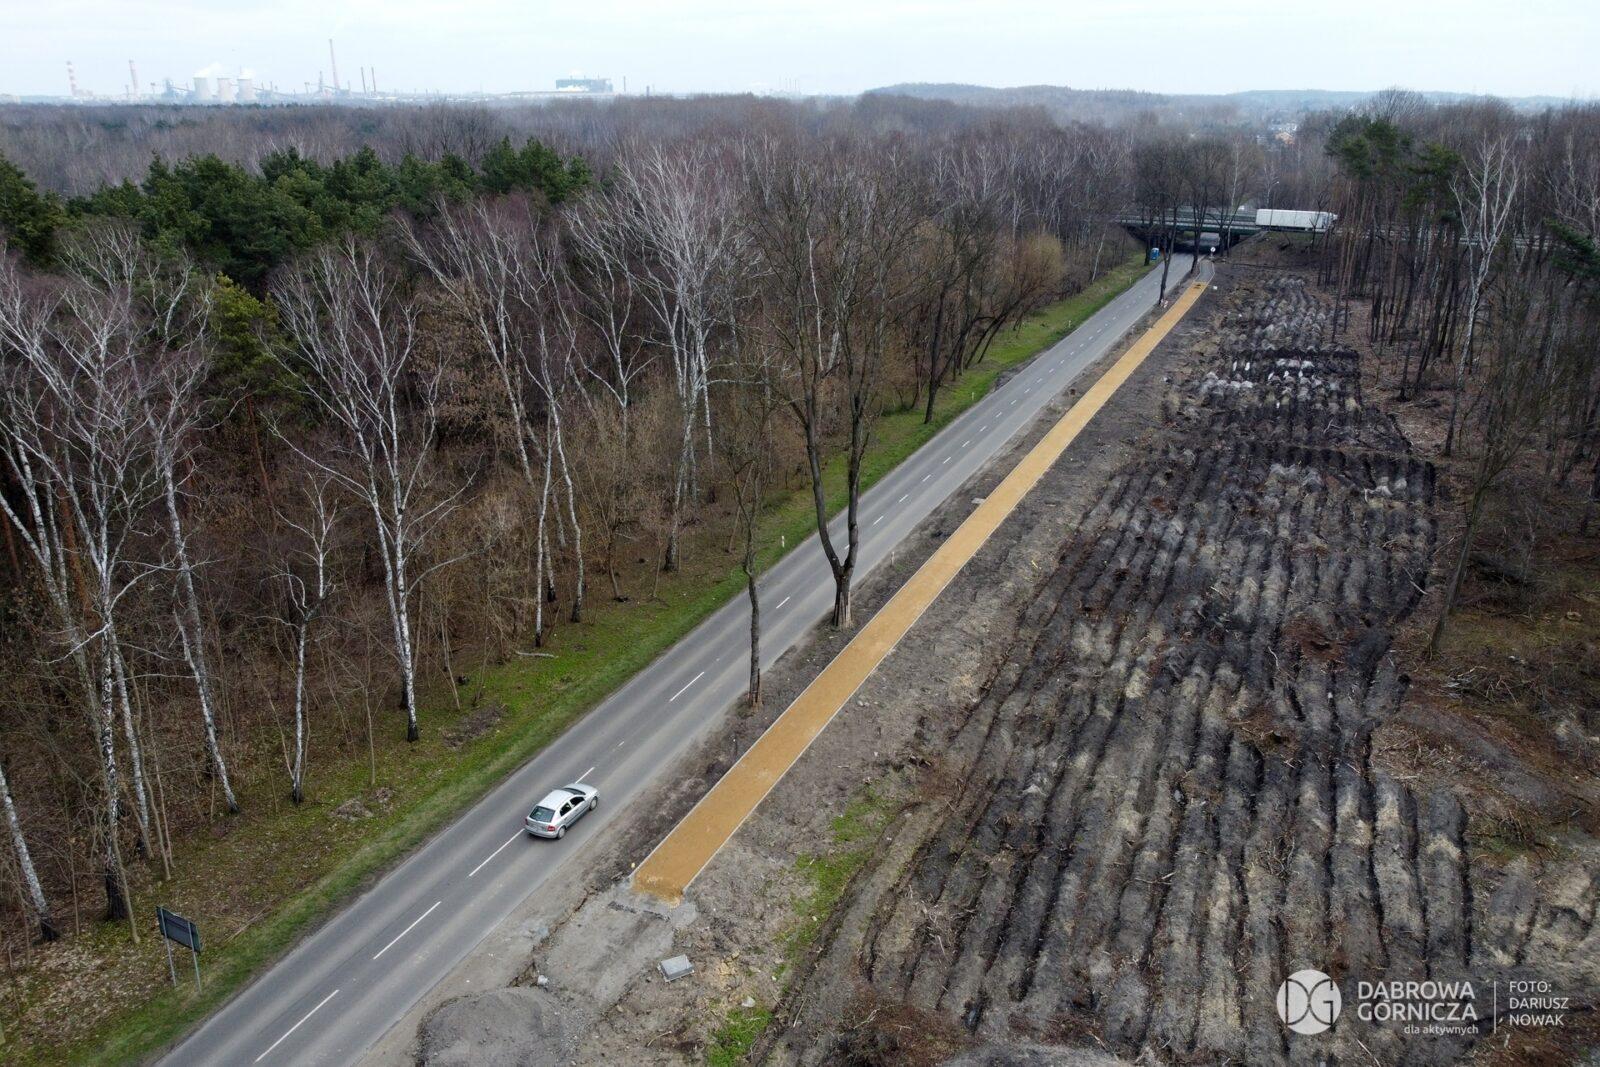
[556, 824, 567, 839]
[589, 797, 598, 812]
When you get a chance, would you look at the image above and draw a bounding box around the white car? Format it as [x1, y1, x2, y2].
[525, 783, 598, 839]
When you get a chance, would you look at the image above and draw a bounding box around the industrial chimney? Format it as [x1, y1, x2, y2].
[327, 39, 341, 93]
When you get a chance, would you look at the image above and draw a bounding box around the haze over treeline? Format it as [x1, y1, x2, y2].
[7, 0, 1595, 98]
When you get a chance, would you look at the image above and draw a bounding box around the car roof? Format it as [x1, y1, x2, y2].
[534, 785, 589, 808]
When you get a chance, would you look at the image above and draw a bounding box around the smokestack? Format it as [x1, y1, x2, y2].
[66, 60, 79, 98]
[370, 68, 377, 93]
[128, 60, 139, 100]
[327, 38, 340, 93]
[360, 66, 368, 94]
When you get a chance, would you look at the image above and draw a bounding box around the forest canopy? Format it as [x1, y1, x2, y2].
[2, 136, 588, 284]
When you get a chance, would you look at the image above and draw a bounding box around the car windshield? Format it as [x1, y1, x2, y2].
[530, 806, 557, 822]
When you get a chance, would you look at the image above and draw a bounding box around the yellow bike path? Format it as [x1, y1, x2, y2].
[633, 279, 1210, 904]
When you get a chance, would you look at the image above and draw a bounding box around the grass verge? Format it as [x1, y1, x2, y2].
[705, 1004, 775, 1067]
[28, 255, 1148, 1067]
[781, 788, 897, 969]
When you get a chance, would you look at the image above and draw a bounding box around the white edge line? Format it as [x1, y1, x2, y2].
[255, 989, 340, 1062]
[468, 832, 522, 878]
[372, 900, 441, 961]
[669, 670, 706, 702]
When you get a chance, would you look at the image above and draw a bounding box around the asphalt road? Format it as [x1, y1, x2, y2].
[161, 255, 1195, 1067]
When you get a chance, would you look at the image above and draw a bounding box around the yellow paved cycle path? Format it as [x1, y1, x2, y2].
[633, 279, 1210, 904]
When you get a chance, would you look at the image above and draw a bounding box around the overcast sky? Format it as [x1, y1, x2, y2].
[6, 0, 1596, 100]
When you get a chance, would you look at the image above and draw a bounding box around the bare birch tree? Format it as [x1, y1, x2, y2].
[0, 251, 153, 923]
[270, 477, 340, 803]
[273, 236, 454, 742]
[1446, 136, 1522, 454]
[63, 222, 242, 815]
[0, 757, 57, 941]
[568, 198, 658, 601]
[607, 143, 743, 572]
[404, 197, 587, 638]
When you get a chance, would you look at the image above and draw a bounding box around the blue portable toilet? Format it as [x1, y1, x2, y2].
[1148, 246, 1162, 263]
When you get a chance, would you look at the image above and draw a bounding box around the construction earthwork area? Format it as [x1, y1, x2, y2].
[411, 245, 1600, 1067]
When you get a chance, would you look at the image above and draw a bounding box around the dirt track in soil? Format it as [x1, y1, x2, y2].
[765, 259, 1600, 1066]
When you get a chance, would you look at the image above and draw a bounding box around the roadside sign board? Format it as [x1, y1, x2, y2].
[157, 907, 201, 953]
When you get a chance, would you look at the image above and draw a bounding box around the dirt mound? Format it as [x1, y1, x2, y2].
[417, 986, 569, 1067]
[825, 271, 1600, 1064]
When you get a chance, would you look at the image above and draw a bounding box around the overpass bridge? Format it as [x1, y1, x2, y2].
[1116, 207, 1335, 249]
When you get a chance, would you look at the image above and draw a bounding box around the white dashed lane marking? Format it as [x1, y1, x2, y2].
[255, 989, 340, 1063]
[669, 671, 706, 702]
[372, 901, 441, 961]
[468, 832, 522, 878]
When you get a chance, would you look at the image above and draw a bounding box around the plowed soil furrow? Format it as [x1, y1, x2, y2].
[837, 271, 1597, 1065]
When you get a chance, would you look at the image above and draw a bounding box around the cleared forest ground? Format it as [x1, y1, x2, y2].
[771, 258, 1600, 1065]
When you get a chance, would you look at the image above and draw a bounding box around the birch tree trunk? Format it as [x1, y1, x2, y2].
[291, 620, 310, 803]
[0, 760, 58, 941]
[552, 408, 586, 623]
[110, 639, 154, 855]
[1446, 138, 1521, 456]
[94, 642, 130, 924]
[159, 458, 239, 812]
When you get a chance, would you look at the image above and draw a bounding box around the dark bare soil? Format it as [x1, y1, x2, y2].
[782, 265, 1600, 1065]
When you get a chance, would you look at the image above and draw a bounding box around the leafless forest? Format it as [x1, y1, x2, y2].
[0, 95, 1156, 953]
[0, 88, 1598, 1060]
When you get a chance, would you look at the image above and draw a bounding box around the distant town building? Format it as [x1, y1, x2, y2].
[555, 77, 612, 93]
